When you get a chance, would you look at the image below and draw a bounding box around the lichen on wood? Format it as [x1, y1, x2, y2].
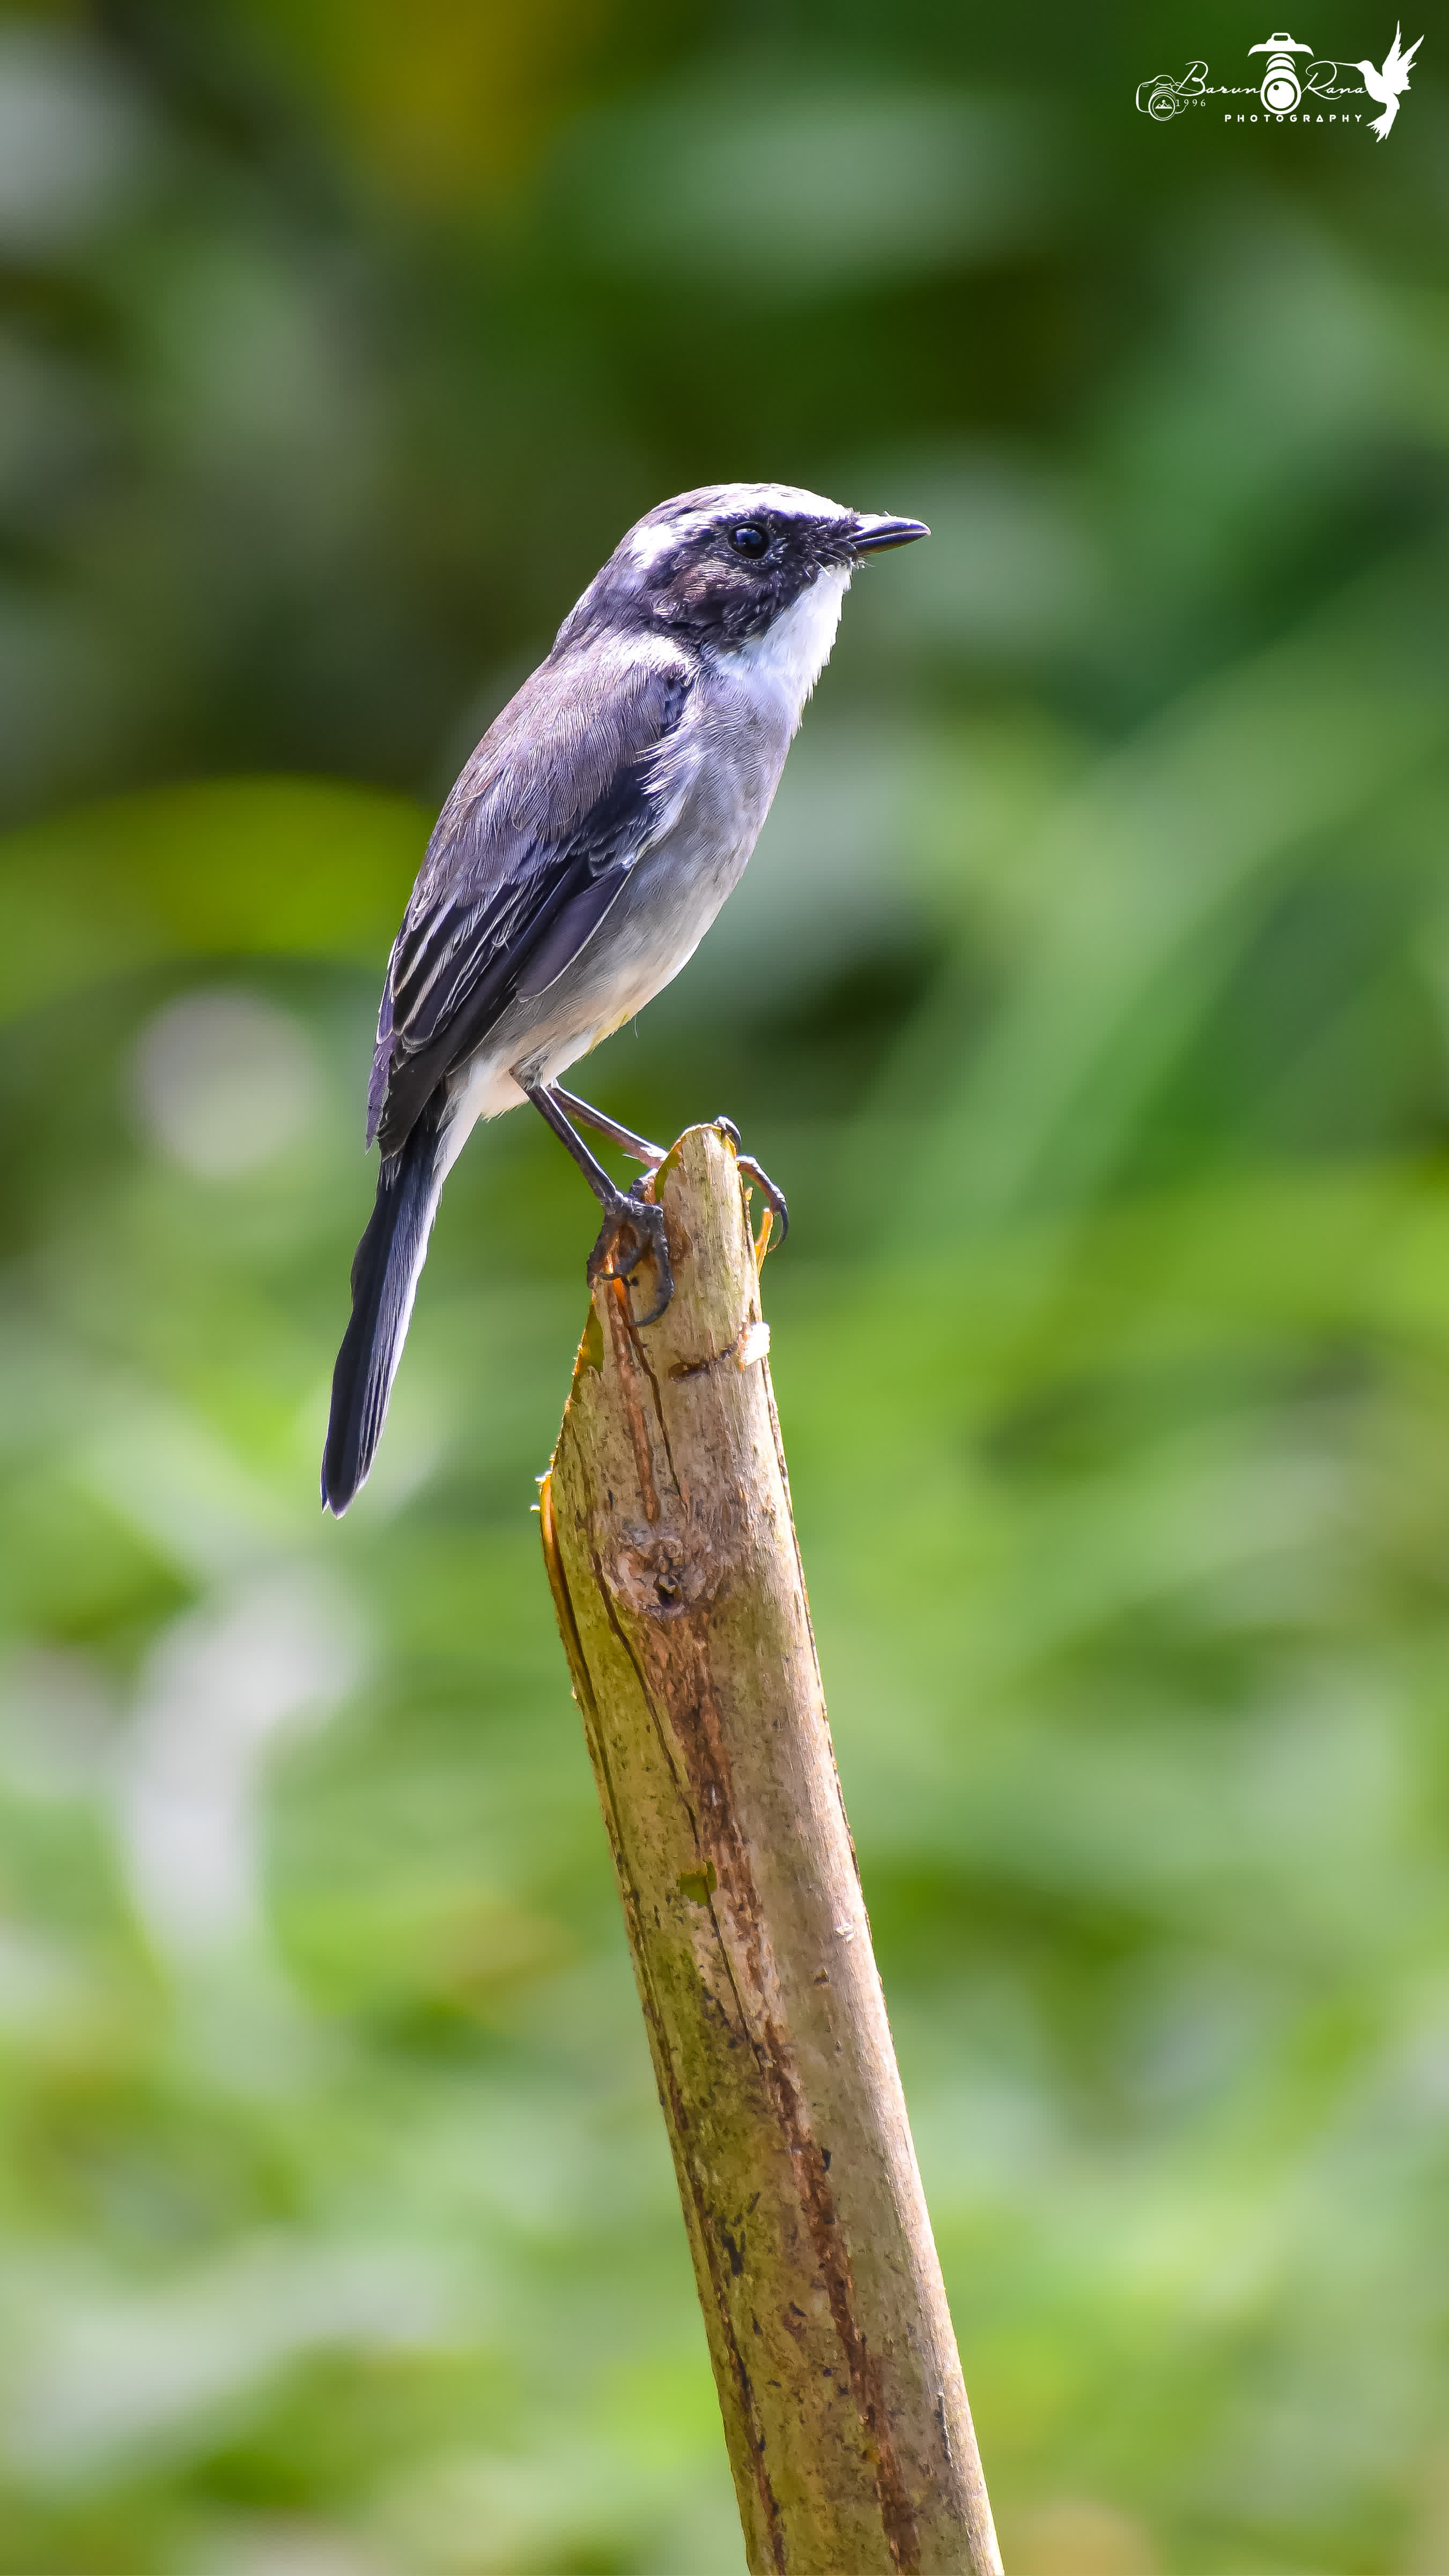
[539, 1124, 1001, 2576]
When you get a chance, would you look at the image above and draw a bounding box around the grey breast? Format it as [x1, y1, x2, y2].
[487, 662, 794, 1082]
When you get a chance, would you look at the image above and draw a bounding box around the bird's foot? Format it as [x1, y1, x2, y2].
[587, 1178, 674, 1326]
[714, 1117, 789, 1247]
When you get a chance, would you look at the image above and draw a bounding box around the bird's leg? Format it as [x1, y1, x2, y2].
[547, 1084, 666, 1169]
[713, 1116, 790, 1246]
[527, 1083, 673, 1326]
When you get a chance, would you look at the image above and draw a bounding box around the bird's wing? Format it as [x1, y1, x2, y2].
[368, 643, 692, 1156]
[1380, 25, 1421, 86]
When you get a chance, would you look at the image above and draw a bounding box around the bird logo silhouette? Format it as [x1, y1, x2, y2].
[1354, 24, 1422, 136]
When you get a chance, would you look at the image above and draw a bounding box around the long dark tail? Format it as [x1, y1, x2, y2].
[321, 1091, 449, 1515]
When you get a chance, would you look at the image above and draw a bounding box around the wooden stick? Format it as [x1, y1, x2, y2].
[539, 1126, 1001, 2576]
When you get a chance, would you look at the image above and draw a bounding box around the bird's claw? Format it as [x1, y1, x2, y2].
[737, 1154, 788, 1245]
[714, 1117, 788, 1244]
[588, 1186, 674, 1326]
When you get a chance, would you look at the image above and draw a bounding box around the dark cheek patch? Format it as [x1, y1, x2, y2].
[677, 557, 815, 645]
[645, 517, 840, 645]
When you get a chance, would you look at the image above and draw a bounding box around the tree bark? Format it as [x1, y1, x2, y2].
[539, 1125, 1001, 2576]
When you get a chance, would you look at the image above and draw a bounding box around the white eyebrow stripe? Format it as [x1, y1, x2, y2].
[742, 484, 842, 519]
[624, 515, 708, 568]
[620, 483, 852, 566]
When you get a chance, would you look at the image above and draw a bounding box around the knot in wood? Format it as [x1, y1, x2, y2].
[608, 1518, 730, 1620]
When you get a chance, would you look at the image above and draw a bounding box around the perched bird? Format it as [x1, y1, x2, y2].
[321, 482, 928, 1514]
[1355, 24, 1421, 137]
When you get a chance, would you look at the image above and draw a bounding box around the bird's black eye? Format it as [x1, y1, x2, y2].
[728, 522, 770, 558]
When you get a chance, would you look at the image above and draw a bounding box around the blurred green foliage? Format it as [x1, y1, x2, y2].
[2, 2, 1449, 2570]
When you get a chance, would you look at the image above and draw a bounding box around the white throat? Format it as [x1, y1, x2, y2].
[724, 566, 851, 734]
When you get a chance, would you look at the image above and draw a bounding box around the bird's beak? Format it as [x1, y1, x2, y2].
[847, 513, 930, 555]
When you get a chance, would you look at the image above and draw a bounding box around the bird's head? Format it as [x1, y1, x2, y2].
[559, 483, 929, 658]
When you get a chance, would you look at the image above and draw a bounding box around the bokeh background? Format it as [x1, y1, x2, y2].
[2, 3, 1448, 2569]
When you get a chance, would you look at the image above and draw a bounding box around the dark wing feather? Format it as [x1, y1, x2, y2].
[367, 646, 690, 1156]
[515, 867, 633, 999]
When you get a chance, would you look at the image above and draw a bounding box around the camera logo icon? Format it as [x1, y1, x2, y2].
[1248, 29, 1313, 115]
[1134, 62, 1207, 118]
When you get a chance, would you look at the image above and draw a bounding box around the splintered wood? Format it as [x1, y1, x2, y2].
[539, 1124, 1000, 2576]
